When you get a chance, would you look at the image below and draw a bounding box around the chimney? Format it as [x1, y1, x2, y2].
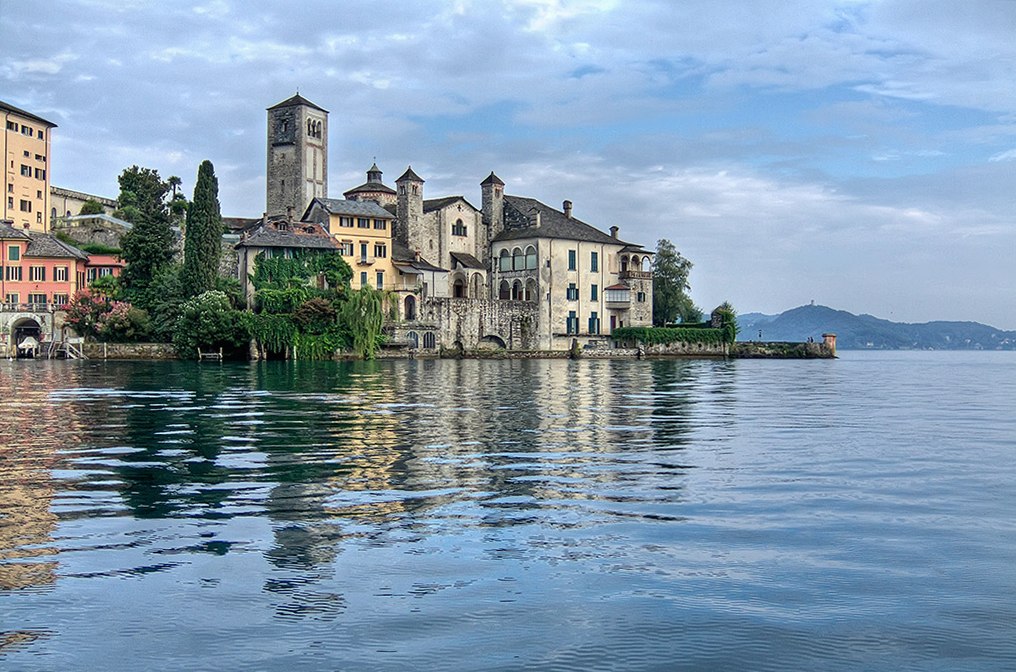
[262, 211, 268, 225]
[286, 205, 294, 222]
[563, 200, 572, 219]
[534, 211, 542, 228]
[610, 226, 619, 238]
[415, 249, 421, 262]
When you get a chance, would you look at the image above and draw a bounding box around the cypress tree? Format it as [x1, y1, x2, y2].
[182, 160, 223, 297]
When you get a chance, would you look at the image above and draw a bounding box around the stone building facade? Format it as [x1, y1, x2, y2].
[266, 94, 328, 218]
[254, 94, 654, 353]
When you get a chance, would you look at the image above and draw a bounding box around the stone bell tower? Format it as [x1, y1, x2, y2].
[266, 94, 328, 218]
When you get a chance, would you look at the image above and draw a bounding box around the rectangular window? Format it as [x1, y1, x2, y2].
[6, 197, 13, 209]
[77, 271, 85, 287]
[37, 212, 42, 223]
[21, 126, 33, 137]
[339, 216, 353, 228]
[34, 168, 45, 180]
[566, 310, 578, 335]
[5, 293, 19, 304]
[55, 266, 68, 282]
[359, 271, 367, 287]
[588, 311, 600, 335]
[19, 199, 32, 212]
[99, 268, 113, 277]
[590, 251, 599, 272]
[590, 284, 598, 301]
[5, 121, 16, 131]
[566, 283, 578, 301]
[87, 268, 97, 282]
[568, 249, 576, 271]
[376, 271, 384, 290]
[339, 241, 353, 256]
[8, 245, 20, 261]
[28, 293, 46, 305]
[35, 154, 45, 162]
[38, 131, 43, 140]
[373, 219, 387, 230]
[359, 242, 368, 262]
[6, 184, 12, 192]
[53, 293, 69, 306]
[374, 243, 387, 258]
[637, 291, 646, 303]
[6, 266, 23, 281]
[357, 217, 370, 228]
[20, 164, 31, 177]
[29, 266, 45, 282]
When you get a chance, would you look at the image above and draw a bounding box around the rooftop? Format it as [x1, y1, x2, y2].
[1, 100, 57, 128]
[308, 198, 394, 219]
[494, 196, 634, 246]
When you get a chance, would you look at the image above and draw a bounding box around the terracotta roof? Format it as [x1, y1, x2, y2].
[267, 94, 328, 113]
[1, 100, 57, 128]
[494, 196, 631, 246]
[605, 283, 630, 291]
[223, 217, 262, 234]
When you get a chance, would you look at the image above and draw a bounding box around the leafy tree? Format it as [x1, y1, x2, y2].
[117, 166, 176, 307]
[340, 286, 388, 360]
[167, 175, 182, 199]
[173, 290, 250, 358]
[181, 160, 223, 297]
[652, 239, 701, 326]
[79, 199, 105, 216]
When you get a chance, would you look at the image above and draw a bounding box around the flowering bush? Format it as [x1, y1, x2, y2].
[65, 291, 150, 342]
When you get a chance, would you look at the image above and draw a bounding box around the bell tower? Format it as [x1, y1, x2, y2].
[266, 94, 328, 217]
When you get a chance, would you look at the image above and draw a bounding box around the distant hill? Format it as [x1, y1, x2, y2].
[737, 304, 1016, 350]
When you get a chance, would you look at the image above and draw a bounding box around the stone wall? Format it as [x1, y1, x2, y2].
[391, 297, 540, 352]
[732, 341, 834, 359]
[53, 217, 127, 249]
[82, 342, 179, 360]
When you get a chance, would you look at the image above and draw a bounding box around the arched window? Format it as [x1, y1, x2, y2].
[525, 245, 537, 270]
[453, 277, 466, 298]
[452, 218, 467, 236]
[621, 256, 629, 273]
[512, 247, 524, 271]
[407, 331, 419, 348]
[499, 280, 511, 300]
[404, 295, 416, 321]
[51, 207, 57, 221]
[512, 280, 522, 300]
[499, 249, 511, 272]
[423, 332, 436, 349]
[642, 256, 651, 272]
[630, 255, 639, 270]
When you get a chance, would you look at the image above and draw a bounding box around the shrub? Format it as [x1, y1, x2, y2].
[173, 290, 250, 358]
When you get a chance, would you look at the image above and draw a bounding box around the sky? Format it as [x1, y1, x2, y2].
[4, 0, 1015, 328]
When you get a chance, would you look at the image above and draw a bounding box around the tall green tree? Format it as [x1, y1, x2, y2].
[181, 160, 223, 297]
[652, 238, 701, 326]
[117, 166, 175, 308]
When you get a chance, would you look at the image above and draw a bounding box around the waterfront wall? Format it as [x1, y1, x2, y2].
[732, 341, 834, 358]
[82, 342, 179, 360]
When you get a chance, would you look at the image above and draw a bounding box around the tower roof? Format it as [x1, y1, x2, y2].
[480, 171, 505, 187]
[267, 94, 328, 113]
[397, 166, 425, 183]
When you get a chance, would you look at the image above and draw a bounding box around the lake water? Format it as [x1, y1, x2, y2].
[1, 352, 1014, 671]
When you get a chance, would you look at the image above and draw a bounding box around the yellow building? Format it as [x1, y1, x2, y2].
[302, 197, 397, 291]
[2, 101, 55, 233]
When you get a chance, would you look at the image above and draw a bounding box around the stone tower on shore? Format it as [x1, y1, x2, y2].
[266, 94, 328, 217]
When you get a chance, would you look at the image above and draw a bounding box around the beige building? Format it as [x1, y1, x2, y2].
[50, 186, 116, 224]
[302, 197, 398, 292]
[488, 189, 654, 350]
[2, 100, 56, 232]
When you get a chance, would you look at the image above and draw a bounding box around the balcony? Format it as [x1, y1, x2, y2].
[1, 302, 57, 313]
[355, 256, 375, 266]
[618, 270, 652, 280]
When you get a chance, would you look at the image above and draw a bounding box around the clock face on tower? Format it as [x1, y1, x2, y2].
[272, 109, 296, 145]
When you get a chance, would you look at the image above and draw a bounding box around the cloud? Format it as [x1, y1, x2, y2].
[989, 148, 1016, 162]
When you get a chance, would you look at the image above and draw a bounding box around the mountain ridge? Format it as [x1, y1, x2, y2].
[737, 304, 1016, 350]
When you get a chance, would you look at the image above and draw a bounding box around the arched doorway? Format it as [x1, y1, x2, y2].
[453, 277, 466, 298]
[12, 318, 42, 358]
[404, 295, 417, 321]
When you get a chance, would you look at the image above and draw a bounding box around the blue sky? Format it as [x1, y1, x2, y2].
[4, 0, 1015, 327]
